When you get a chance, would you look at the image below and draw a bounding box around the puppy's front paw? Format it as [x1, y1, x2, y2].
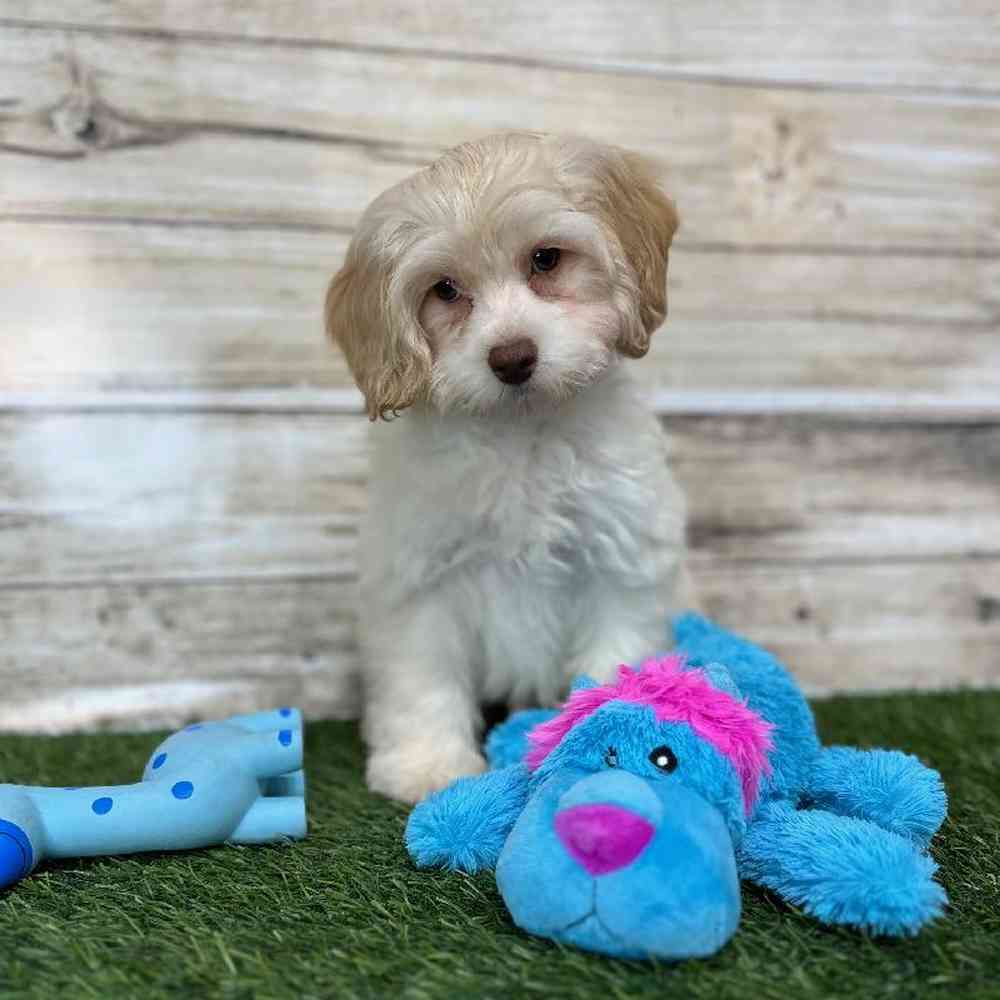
[367, 742, 487, 804]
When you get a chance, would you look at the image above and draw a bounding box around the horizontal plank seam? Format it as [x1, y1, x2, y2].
[685, 243, 1000, 261]
[2, 389, 999, 421]
[0, 656, 359, 675]
[1, 552, 999, 593]
[2, 216, 998, 260]
[0, 572, 359, 592]
[2, 16, 999, 101]
[0, 673, 357, 689]
[0, 212, 357, 237]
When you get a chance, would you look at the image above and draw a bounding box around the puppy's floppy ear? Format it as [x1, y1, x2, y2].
[603, 151, 679, 355]
[557, 140, 679, 358]
[325, 255, 432, 420]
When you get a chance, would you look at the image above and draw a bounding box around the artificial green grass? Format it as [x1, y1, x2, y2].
[1, 691, 998, 1000]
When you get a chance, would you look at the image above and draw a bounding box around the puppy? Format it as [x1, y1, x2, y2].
[326, 131, 691, 803]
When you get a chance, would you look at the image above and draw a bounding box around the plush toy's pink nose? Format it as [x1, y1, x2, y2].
[554, 803, 655, 876]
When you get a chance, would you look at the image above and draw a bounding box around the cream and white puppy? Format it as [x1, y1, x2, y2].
[326, 131, 690, 803]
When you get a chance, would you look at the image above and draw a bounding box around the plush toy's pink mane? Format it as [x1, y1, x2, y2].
[525, 656, 774, 815]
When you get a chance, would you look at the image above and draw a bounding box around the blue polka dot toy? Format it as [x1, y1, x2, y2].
[0, 708, 307, 891]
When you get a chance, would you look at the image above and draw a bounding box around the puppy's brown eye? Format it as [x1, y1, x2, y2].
[432, 279, 460, 303]
[531, 248, 560, 273]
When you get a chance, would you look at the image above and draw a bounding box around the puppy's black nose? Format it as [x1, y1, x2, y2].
[488, 338, 538, 385]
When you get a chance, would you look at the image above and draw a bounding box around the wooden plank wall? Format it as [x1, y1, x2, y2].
[1, 3, 998, 732]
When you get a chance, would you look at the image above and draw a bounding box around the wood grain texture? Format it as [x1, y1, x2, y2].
[673, 416, 1000, 565]
[2, 412, 997, 586]
[1, 557, 997, 732]
[7, 1, 1000, 91]
[1, 6, 998, 728]
[3, 221, 998, 402]
[0, 412, 366, 586]
[2, 27, 998, 250]
[696, 558, 1000, 693]
[0, 579, 362, 732]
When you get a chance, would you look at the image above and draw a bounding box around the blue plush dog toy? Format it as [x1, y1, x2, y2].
[406, 616, 948, 960]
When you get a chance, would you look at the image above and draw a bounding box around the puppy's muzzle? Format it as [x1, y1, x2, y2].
[488, 338, 537, 385]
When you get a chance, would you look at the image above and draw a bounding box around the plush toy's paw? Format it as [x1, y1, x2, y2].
[406, 765, 531, 873]
[367, 743, 486, 805]
[806, 746, 947, 848]
[739, 802, 947, 937]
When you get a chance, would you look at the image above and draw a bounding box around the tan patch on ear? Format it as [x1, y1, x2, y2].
[325, 260, 432, 420]
[613, 152, 679, 354]
[557, 140, 679, 358]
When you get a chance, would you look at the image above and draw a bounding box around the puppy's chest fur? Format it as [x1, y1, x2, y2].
[363, 371, 684, 603]
[434, 424, 628, 576]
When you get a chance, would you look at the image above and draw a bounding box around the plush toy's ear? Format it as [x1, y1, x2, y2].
[570, 675, 601, 693]
[694, 662, 742, 700]
[486, 709, 559, 769]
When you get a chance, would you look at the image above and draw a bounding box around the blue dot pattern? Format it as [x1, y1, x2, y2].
[278, 730, 292, 746]
[92, 797, 113, 815]
[279, 707, 292, 718]
[172, 781, 194, 800]
[152, 753, 167, 770]
[186, 724, 203, 732]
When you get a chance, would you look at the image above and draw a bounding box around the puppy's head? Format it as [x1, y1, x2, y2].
[326, 132, 678, 419]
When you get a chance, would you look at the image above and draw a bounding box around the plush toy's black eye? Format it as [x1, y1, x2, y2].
[531, 247, 561, 273]
[432, 278, 460, 302]
[604, 746, 619, 768]
[649, 745, 677, 773]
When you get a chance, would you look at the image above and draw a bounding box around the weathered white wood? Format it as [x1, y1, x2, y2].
[3, 222, 998, 403]
[2, 412, 997, 588]
[2, 28, 999, 249]
[696, 559, 1000, 694]
[0, 680, 322, 734]
[7, 1, 1000, 91]
[0, 578, 362, 732]
[0, 557, 997, 732]
[0, 411, 366, 585]
[672, 416, 1000, 564]
[0, 8, 997, 732]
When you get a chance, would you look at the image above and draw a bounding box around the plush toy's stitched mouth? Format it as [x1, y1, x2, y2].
[555, 883, 627, 945]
